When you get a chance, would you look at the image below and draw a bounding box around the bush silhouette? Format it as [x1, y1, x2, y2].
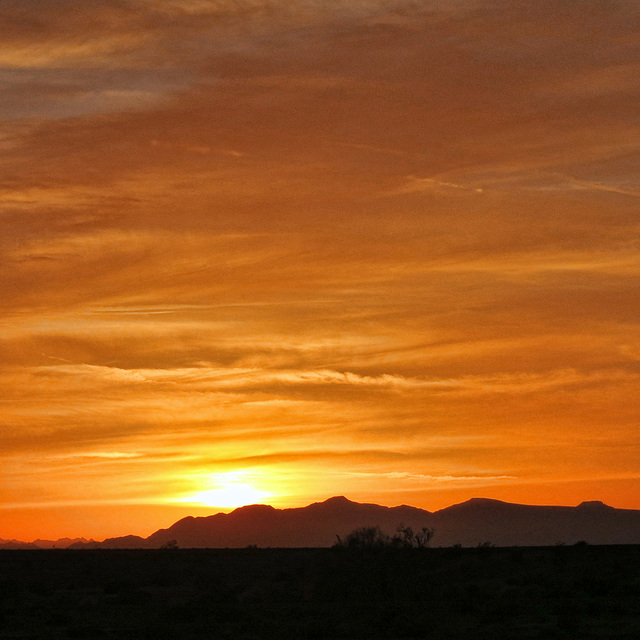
[335, 523, 435, 549]
[394, 523, 435, 548]
[160, 539, 179, 550]
[335, 525, 392, 548]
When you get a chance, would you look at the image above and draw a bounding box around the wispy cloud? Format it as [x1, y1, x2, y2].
[345, 471, 518, 484]
[55, 451, 144, 460]
[394, 176, 485, 195]
[9, 363, 637, 399]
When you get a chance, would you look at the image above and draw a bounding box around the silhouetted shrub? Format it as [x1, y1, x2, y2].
[335, 523, 435, 549]
[335, 525, 392, 548]
[394, 523, 435, 548]
[160, 539, 179, 550]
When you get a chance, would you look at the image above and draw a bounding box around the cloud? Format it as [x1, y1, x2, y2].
[394, 176, 485, 195]
[547, 172, 640, 198]
[55, 451, 143, 459]
[346, 471, 518, 484]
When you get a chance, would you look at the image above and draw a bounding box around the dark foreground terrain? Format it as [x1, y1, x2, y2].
[0, 545, 638, 639]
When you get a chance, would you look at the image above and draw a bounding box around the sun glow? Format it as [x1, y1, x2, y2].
[183, 472, 273, 509]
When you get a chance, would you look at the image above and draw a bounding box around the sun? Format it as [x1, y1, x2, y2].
[192, 484, 268, 509]
[183, 471, 273, 509]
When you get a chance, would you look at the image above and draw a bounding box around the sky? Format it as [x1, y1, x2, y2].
[1, 0, 639, 541]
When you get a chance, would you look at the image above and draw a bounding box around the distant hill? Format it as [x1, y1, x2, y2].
[0, 537, 95, 550]
[32, 537, 92, 549]
[60, 496, 640, 549]
[67, 535, 146, 550]
[0, 539, 40, 550]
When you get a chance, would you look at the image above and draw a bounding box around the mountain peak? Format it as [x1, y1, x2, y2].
[323, 496, 354, 505]
[230, 503, 277, 515]
[307, 496, 362, 512]
[438, 497, 509, 513]
[576, 500, 613, 511]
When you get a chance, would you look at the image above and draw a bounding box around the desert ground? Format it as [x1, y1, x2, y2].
[0, 544, 638, 639]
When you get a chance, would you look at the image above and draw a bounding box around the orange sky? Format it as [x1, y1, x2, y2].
[1, 0, 639, 541]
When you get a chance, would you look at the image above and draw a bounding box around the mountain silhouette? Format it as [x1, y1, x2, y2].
[0, 539, 40, 550]
[31, 537, 91, 549]
[61, 496, 640, 549]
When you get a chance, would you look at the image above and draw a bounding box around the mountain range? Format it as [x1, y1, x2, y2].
[0, 537, 90, 550]
[3, 497, 640, 549]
